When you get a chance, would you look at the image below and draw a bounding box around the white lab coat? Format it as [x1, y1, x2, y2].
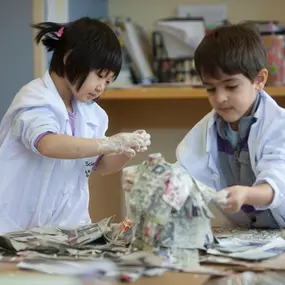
[0, 71, 108, 233]
[176, 90, 285, 227]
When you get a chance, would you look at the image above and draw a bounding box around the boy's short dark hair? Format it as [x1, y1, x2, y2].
[32, 17, 122, 91]
[194, 22, 268, 83]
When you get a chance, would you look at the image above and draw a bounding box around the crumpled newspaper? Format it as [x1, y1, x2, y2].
[0, 217, 114, 253]
[205, 271, 285, 285]
[121, 153, 221, 269]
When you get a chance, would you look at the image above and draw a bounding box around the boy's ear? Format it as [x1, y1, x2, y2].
[255, 68, 268, 91]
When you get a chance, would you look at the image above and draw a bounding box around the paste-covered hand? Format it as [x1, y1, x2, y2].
[101, 131, 151, 157]
[132, 130, 151, 152]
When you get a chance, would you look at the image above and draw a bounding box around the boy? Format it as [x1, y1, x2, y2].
[176, 22, 285, 228]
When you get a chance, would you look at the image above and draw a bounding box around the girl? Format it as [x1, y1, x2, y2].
[0, 17, 151, 233]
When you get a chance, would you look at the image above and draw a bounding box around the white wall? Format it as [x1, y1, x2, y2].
[0, 0, 34, 119]
[109, 0, 285, 35]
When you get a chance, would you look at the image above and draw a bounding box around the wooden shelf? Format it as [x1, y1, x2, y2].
[101, 86, 285, 100]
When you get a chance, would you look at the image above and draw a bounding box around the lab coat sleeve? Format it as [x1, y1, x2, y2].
[12, 106, 61, 154]
[175, 131, 194, 173]
[253, 127, 285, 210]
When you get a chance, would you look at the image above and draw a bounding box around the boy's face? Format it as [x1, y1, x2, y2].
[202, 69, 268, 128]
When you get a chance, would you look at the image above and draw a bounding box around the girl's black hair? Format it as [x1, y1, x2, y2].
[32, 17, 122, 90]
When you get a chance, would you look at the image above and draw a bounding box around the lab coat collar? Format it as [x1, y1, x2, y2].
[254, 90, 268, 120]
[206, 110, 217, 153]
[42, 71, 69, 120]
[205, 90, 269, 153]
[77, 101, 100, 127]
[42, 71, 100, 127]
[42, 70, 60, 98]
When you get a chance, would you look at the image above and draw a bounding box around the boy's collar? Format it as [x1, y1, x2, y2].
[208, 91, 262, 127]
[206, 90, 267, 152]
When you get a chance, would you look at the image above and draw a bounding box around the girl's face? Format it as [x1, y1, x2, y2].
[71, 69, 115, 103]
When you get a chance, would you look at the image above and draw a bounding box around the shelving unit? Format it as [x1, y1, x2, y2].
[101, 86, 285, 100]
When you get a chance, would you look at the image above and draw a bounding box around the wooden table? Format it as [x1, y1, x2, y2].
[0, 262, 212, 284]
[100, 86, 285, 100]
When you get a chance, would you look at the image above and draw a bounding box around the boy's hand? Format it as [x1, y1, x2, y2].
[217, 186, 249, 213]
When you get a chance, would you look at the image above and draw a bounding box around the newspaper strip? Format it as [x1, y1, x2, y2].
[0, 217, 113, 253]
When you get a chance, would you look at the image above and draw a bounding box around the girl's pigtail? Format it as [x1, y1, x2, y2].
[31, 22, 65, 52]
